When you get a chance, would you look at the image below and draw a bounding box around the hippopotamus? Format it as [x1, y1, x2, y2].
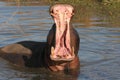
[0, 4, 80, 72]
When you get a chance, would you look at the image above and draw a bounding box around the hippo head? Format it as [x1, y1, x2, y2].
[49, 4, 77, 62]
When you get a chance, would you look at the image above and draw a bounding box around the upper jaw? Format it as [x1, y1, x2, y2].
[50, 4, 75, 61]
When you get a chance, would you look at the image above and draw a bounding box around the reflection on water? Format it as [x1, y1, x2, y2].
[0, 1, 120, 80]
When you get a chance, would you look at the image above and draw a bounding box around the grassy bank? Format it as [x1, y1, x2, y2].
[0, 0, 120, 27]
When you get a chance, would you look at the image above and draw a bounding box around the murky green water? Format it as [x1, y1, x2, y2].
[0, 1, 120, 80]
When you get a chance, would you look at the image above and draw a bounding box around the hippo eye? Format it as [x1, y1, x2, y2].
[56, 10, 58, 12]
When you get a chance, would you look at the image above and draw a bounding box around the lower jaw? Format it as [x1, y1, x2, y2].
[50, 47, 75, 61]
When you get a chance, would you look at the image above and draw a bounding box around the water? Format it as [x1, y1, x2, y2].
[0, 1, 120, 80]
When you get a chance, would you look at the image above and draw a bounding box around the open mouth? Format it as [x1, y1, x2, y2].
[50, 23, 75, 61]
[50, 4, 75, 61]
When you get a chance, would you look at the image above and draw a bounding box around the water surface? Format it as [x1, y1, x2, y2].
[0, 1, 120, 80]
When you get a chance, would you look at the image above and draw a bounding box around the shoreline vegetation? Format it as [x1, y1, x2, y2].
[0, 0, 120, 27]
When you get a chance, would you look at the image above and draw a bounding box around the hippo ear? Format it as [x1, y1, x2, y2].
[49, 6, 54, 17]
[49, 5, 54, 14]
[50, 8, 53, 14]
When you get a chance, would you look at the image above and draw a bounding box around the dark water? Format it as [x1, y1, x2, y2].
[0, 1, 120, 80]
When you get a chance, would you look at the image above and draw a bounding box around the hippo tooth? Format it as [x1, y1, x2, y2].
[72, 47, 74, 56]
[51, 46, 54, 55]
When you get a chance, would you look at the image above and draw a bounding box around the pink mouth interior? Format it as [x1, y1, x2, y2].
[50, 19, 75, 61]
[54, 23, 71, 57]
